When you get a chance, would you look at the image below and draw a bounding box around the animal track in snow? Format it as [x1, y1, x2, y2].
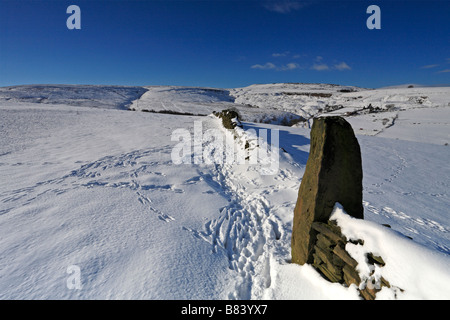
[367, 150, 408, 193]
[136, 191, 175, 223]
[363, 201, 449, 253]
[364, 201, 448, 233]
[183, 176, 204, 185]
[0, 148, 180, 224]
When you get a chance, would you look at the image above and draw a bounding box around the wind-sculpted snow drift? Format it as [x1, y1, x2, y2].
[0, 83, 449, 299]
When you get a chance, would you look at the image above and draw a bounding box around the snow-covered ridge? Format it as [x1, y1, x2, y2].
[3, 83, 448, 143]
[128, 85, 305, 126]
[230, 84, 450, 144]
[0, 84, 147, 110]
[231, 83, 448, 116]
[1, 82, 448, 144]
[131, 83, 450, 143]
[230, 83, 365, 120]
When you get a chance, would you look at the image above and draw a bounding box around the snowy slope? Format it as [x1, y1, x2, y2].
[231, 83, 450, 143]
[327, 87, 450, 141]
[129, 85, 305, 125]
[0, 83, 449, 300]
[0, 85, 147, 110]
[230, 83, 364, 120]
[0, 102, 235, 299]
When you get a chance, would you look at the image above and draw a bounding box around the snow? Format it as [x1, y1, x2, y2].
[130, 85, 304, 126]
[0, 103, 235, 299]
[0, 84, 147, 110]
[331, 204, 450, 300]
[231, 84, 450, 142]
[0, 83, 449, 300]
[230, 83, 363, 120]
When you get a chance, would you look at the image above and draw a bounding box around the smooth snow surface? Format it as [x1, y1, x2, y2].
[0, 84, 449, 300]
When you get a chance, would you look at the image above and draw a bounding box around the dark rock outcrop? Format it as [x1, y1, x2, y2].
[291, 116, 363, 266]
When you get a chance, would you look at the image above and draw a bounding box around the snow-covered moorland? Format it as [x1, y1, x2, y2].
[0, 83, 449, 300]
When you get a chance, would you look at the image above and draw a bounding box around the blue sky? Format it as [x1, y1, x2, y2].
[0, 0, 449, 88]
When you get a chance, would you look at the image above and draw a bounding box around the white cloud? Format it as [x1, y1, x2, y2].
[437, 69, 450, 73]
[263, 1, 306, 14]
[310, 59, 351, 71]
[251, 62, 300, 71]
[311, 63, 329, 71]
[281, 63, 300, 70]
[272, 51, 290, 57]
[334, 62, 351, 71]
[421, 64, 439, 69]
[251, 62, 277, 70]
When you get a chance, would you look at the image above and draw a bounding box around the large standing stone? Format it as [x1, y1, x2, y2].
[291, 116, 363, 265]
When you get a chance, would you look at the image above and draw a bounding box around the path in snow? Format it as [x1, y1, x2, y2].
[181, 117, 450, 298]
[180, 118, 309, 299]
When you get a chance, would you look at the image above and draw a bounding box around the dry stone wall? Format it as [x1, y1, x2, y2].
[311, 219, 392, 300]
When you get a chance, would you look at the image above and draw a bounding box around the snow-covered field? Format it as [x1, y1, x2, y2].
[0, 83, 449, 300]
